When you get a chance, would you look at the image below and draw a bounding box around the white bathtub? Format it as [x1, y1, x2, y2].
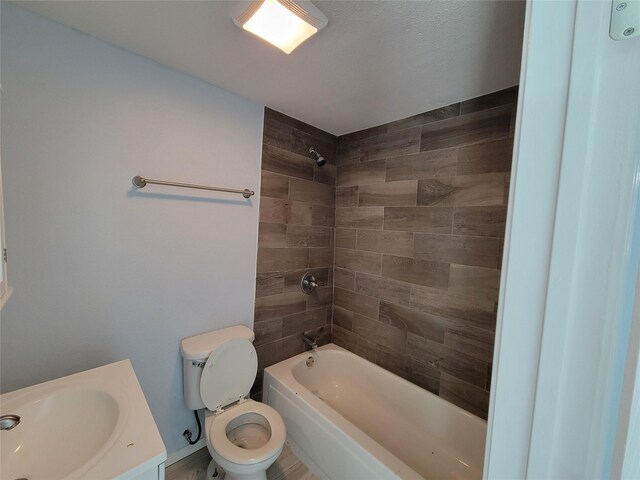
[263, 344, 486, 480]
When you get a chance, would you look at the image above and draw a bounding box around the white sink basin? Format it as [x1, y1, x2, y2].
[1, 360, 166, 480]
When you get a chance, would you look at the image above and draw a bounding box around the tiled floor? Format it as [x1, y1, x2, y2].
[165, 443, 318, 480]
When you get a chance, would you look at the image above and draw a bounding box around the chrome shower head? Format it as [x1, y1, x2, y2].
[309, 146, 326, 167]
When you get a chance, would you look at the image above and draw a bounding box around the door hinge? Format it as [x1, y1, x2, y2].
[610, 0, 640, 40]
[2, 248, 6, 263]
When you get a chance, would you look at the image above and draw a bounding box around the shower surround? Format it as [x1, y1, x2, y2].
[254, 88, 516, 417]
[252, 108, 337, 398]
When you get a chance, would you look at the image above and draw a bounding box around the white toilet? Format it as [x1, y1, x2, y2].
[180, 325, 286, 480]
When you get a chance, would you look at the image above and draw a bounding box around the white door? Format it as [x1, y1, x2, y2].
[485, 1, 640, 478]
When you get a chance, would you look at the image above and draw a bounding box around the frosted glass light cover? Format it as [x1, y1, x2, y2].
[241, 0, 319, 54]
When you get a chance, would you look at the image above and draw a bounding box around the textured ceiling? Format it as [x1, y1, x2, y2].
[13, 0, 525, 135]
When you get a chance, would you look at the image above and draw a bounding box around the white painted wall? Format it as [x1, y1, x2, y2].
[0, 4, 264, 455]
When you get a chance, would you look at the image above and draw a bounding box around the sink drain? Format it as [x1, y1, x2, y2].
[0, 414, 21, 431]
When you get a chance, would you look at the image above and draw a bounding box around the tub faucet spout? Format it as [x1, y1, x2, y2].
[303, 333, 318, 350]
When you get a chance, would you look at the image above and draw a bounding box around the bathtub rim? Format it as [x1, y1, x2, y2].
[266, 343, 488, 426]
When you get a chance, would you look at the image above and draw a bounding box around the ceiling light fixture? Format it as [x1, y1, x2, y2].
[233, 0, 328, 54]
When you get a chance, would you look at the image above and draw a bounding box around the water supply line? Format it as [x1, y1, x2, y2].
[183, 410, 202, 445]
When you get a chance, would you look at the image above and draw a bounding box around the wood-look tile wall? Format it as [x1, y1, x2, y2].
[253, 88, 515, 416]
[252, 108, 336, 398]
[331, 87, 517, 418]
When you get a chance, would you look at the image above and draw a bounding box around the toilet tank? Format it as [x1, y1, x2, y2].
[180, 325, 255, 410]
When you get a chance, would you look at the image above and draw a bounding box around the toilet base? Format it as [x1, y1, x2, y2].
[226, 474, 266, 480]
[206, 458, 225, 479]
[207, 459, 268, 480]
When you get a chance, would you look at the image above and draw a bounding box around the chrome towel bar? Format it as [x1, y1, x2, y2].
[132, 176, 254, 198]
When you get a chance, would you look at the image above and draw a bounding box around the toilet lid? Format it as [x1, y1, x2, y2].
[200, 338, 258, 411]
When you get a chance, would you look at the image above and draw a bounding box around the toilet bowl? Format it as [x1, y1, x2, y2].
[180, 326, 287, 480]
[205, 400, 285, 480]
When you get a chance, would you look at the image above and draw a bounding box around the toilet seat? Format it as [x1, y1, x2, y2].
[200, 338, 257, 412]
[207, 400, 286, 465]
